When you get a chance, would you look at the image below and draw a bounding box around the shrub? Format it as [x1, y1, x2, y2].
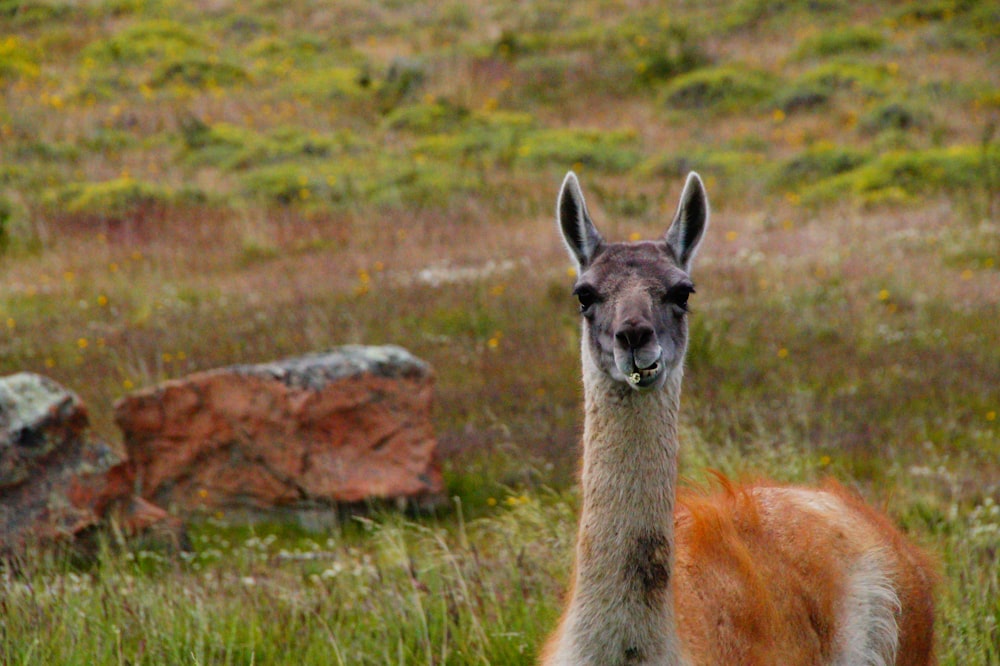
[891, 2, 953, 23]
[0, 0, 69, 25]
[244, 34, 357, 78]
[12, 140, 80, 163]
[179, 120, 354, 171]
[241, 163, 334, 205]
[150, 57, 248, 88]
[383, 99, 471, 133]
[492, 29, 542, 59]
[94, 127, 143, 153]
[517, 127, 641, 173]
[410, 110, 534, 167]
[859, 101, 931, 136]
[643, 149, 768, 203]
[47, 177, 178, 220]
[259, 126, 342, 162]
[241, 156, 472, 209]
[410, 111, 535, 170]
[896, 2, 999, 51]
[662, 66, 776, 112]
[178, 117, 256, 167]
[0, 35, 40, 82]
[74, 70, 134, 100]
[801, 144, 1000, 205]
[283, 65, 373, 102]
[772, 82, 831, 114]
[794, 61, 893, 98]
[377, 57, 427, 113]
[721, 0, 838, 32]
[776, 145, 871, 189]
[720, 0, 789, 31]
[616, 17, 707, 85]
[414, 130, 513, 165]
[794, 26, 886, 59]
[83, 20, 206, 64]
[0, 193, 11, 252]
[367, 159, 473, 208]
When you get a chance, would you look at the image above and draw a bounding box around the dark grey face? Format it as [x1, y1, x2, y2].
[574, 242, 695, 391]
[557, 171, 708, 392]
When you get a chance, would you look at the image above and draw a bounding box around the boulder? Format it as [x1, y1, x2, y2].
[0, 373, 180, 556]
[114, 345, 444, 523]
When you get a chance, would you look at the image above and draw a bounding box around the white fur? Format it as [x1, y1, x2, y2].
[770, 488, 902, 666]
[776, 487, 849, 516]
[835, 551, 901, 666]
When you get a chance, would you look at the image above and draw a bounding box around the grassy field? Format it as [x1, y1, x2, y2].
[1, 0, 998, 663]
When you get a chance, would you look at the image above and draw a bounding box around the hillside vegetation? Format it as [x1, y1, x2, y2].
[1, 0, 998, 664]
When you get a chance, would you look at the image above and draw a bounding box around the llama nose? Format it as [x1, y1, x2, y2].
[615, 322, 654, 352]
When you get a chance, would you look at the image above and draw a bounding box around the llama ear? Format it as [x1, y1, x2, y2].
[665, 171, 709, 272]
[557, 171, 603, 270]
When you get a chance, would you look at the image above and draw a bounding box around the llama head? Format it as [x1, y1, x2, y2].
[558, 171, 709, 391]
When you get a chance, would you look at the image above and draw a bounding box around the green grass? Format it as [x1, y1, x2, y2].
[0, 0, 998, 663]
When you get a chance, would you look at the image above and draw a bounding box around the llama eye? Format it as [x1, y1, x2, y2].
[573, 285, 599, 314]
[664, 283, 695, 312]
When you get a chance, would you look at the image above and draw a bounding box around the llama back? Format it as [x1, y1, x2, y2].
[672, 478, 937, 666]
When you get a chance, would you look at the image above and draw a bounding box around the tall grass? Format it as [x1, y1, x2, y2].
[2, 498, 575, 665]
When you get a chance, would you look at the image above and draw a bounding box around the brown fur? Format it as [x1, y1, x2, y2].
[627, 530, 673, 604]
[670, 476, 938, 665]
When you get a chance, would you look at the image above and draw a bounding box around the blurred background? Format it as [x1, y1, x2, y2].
[1, 0, 998, 663]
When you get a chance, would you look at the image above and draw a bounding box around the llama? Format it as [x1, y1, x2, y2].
[540, 171, 937, 666]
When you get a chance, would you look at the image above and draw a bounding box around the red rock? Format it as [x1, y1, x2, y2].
[0, 373, 182, 556]
[114, 346, 444, 520]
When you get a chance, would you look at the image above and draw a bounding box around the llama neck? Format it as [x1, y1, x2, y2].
[554, 358, 685, 666]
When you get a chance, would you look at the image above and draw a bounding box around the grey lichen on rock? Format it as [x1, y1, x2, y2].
[0, 373, 86, 487]
[231, 345, 432, 391]
[1, 372, 182, 557]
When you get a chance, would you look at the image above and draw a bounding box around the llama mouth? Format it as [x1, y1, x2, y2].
[626, 361, 662, 388]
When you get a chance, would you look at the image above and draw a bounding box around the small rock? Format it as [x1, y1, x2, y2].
[0, 373, 181, 556]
